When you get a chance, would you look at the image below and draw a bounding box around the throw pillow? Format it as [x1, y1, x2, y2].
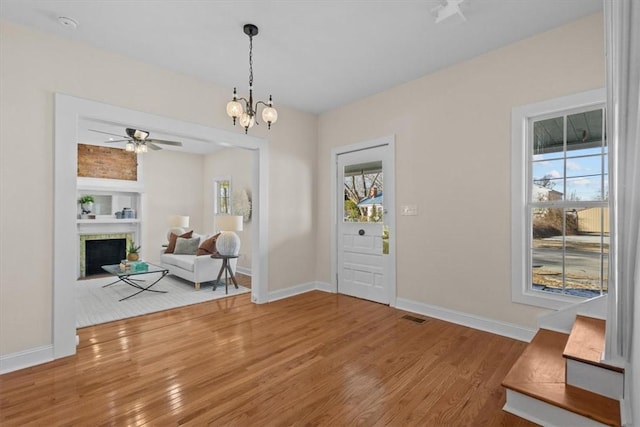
[165, 230, 193, 254]
[197, 233, 221, 256]
[174, 237, 201, 255]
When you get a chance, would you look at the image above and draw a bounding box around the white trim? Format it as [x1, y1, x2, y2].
[396, 297, 536, 342]
[537, 294, 608, 334]
[0, 345, 54, 375]
[565, 358, 624, 400]
[331, 135, 397, 307]
[315, 281, 336, 293]
[511, 88, 606, 310]
[54, 94, 270, 361]
[235, 266, 252, 276]
[503, 389, 609, 427]
[266, 281, 336, 302]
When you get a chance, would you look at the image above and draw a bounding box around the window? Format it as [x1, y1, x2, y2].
[512, 89, 609, 309]
[214, 178, 231, 215]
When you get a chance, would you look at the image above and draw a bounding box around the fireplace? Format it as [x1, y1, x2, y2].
[79, 233, 133, 278]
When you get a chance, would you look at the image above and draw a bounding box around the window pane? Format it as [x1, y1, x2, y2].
[533, 117, 563, 156]
[343, 161, 383, 223]
[531, 207, 608, 297]
[532, 159, 564, 202]
[567, 110, 603, 153]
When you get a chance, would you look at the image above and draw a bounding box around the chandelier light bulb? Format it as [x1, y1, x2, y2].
[226, 100, 242, 119]
[125, 141, 135, 152]
[262, 106, 278, 128]
[239, 112, 256, 131]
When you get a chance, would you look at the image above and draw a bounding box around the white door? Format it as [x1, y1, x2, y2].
[337, 144, 391, 304]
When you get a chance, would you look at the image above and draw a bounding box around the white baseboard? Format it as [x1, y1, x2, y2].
[395, 297, 536, 342]
[0, 345, 54, 375]
[315, 281, 336, 293]
[235, 266, 252, 276]
[267, 281, 335, 302]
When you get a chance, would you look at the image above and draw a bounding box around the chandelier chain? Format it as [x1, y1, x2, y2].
[248, 34, 254, 89]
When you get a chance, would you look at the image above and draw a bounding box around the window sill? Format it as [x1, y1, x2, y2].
[513, 287, 591, 310]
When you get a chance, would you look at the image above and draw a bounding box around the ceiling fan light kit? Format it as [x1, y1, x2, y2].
[89, 127, 182, 154]
[226, 24, 278, 134]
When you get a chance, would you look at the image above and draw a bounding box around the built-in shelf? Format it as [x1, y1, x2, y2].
[77, 219, 140, 224]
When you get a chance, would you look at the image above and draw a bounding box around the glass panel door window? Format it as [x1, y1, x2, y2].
[343, 161, 383, 223]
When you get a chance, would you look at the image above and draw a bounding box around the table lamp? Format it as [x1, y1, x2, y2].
[215, 215, 243, 256]
[167, 215, 189, 241]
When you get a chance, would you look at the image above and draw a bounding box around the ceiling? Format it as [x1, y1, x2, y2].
[1, 0, 602, 115]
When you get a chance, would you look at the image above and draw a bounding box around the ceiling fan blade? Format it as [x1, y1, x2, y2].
[148, 138, 183, 147]
[88, 129, 126, 138]
[105, 139, 130, 143]
[146, 142, 162, 151]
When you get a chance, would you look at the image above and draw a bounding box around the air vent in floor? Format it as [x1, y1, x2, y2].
[402, 315, 427, 323]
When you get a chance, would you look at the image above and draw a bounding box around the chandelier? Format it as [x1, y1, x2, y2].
[226, 24, 278, 134]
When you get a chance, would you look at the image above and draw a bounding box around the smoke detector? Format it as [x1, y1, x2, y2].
[432, 0, 466, 24]
[58, 16, 79, 30]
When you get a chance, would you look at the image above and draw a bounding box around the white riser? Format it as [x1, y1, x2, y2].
[566, 359, 624, 400]
[504, 389, 609, 427]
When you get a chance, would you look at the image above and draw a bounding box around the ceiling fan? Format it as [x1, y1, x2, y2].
[89, 127, 183, 153]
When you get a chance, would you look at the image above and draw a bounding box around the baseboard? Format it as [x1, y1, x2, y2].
[395, 297, 536, 342]
[0, 345, 54, 375]
[315, 281, 335, 293]
[267, 281, 336, 302]
[235, 266, 252, 276]
[268, 282, 317, 302]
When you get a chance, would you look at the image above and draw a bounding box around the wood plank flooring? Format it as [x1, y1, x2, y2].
[1, 291, 535, 426]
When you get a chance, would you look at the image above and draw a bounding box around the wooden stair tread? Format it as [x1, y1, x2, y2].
[502, 329, 621, 426]
[563, 316, 624, 373]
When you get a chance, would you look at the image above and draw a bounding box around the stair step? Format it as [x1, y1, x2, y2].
[563, 315, 624, 372]
[502, 329, 621, 426]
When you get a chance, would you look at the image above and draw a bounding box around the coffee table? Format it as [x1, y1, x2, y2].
[102, 263, 169, 301]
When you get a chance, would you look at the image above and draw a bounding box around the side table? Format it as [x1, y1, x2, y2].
[211, 254, 239, 294]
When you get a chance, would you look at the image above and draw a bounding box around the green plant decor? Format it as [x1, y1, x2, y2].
[128, 242, 141, 254]
[78, 195, 94, 204]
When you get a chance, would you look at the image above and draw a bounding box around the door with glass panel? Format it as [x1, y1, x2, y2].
[337, 145, 390, 304]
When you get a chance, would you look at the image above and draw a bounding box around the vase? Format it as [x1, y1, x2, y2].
[81, 202, 94, 213]
[127, 253, 139, 261]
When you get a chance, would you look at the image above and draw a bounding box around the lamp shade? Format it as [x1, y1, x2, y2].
[166, 215, 190, 241]
[169, 215, 190, 228]
[215, 215, 243, 256]
[215, 215, 243, 232]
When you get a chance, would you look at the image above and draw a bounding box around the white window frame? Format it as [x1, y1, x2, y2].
[213, 176, 232, 216]
[511, 88, 607, 309]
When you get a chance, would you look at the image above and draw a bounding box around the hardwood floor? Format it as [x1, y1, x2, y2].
[0, 291, 535, 426]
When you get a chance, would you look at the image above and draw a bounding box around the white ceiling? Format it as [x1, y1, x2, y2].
[1, 0, 602, 114]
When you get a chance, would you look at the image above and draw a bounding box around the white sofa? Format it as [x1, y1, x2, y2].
[159, 233, 237, 290]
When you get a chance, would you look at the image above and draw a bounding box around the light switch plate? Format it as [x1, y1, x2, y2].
[401, 205, 418, 216]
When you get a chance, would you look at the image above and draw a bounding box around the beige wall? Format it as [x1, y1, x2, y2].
[203, 148, 254, 269]
[143, 150, 205, 264]
[316, 14, 605, 328]
[0, 20, 317, 355]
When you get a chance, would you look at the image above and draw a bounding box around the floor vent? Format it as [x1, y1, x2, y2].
[402, 315, 427, 323]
